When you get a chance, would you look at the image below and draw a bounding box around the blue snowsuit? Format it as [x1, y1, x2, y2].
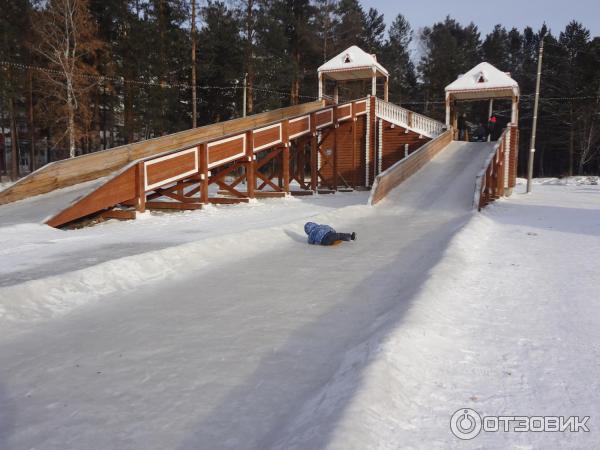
[304, 222, 335, 245]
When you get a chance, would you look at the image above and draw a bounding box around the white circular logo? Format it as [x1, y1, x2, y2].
[450, 408, 482, 440]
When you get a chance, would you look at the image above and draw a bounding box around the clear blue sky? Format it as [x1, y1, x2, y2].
[361, 0, 600, 38]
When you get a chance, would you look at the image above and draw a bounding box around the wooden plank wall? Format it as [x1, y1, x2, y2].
[380, 120, 430, 172]
[0, 101, 324, 205]
[368, 130, 453, 205]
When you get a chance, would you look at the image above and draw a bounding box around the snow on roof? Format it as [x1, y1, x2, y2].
[318, 46, 389, 77]
[445, 62, 519, 95]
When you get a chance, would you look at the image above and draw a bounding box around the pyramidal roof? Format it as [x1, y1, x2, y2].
[318, 46, 388, 77]
[445, 62, 519, 94]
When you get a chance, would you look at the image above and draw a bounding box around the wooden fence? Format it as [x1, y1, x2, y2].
[368, 130, 453, 205]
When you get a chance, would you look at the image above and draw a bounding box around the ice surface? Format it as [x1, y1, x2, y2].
[1, 141, 599, 449]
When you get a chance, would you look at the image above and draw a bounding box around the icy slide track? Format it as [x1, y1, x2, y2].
[0, 142, 493, 449]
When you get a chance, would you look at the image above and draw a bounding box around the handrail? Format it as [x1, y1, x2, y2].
[44, 97, 371, 227]
[0, 100, 327, 206]
[473, 127, 510, 210]
[368, 130, 453, 205]
[375, 98, 445, 138]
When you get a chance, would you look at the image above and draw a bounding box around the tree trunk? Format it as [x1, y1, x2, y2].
[568, 108, 574, 176]
[0, 95, 6, 176]
[100, 83, 107, 150]
[291, 49, 300, 105]
[29, 70, 35, 171]
[191, 0, 197, 128]
[67, 81, 76, 158]
[9, 95, 19, 180]
[124, 84, 134, 144]
[244, 0, 254, 114]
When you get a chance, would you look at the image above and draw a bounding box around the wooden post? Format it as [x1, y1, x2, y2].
[445, 94, 451, 128]
[384, 77, 389, 102]
[371, 68, 377, 97]
[282, 120, 290, 193]
[511, 96, 519, 124]
[352, 116, 357, 188]
[136, 162, 146, 213]
[499, 141, 505, 197]
[245, 130, 255, 198]
[200, 143, 209, 203]
[368, 95, 376, 185]
[488, 98, 494, 142]
[332, 110, 338, 190]
[318, 72, 324, 99]
[310, 113, 317, 191]
[298, 138, 305, 188]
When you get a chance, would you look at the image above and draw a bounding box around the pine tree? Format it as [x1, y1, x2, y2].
[197, 1, 243, 123]
[418, 17, 482, 117]
[362, 8, 385, 54]
[381, 13, 416, 104]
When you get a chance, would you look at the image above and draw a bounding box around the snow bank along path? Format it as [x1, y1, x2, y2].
[5, 142, 594, 449]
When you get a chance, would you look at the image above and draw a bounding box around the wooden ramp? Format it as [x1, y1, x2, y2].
[39, 98, 374, 228]
[0, 97, 448, 228]
[0, 101, 326, 207]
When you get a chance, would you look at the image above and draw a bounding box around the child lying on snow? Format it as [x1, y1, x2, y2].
[304, 222, 356, 246]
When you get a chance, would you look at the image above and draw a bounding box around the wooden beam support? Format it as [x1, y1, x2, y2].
[218, 190, 285, 198]
[297, 139, 306, 188]
[310, 113, 318, 191]
[245, 130, 255, 199]
[136, 162, 146, 213]
[99, 209, 137, 221]
[282, 120, 290, 193]
[145, 201, 203, 211]
[352, 116, 357, 188]
[208, 197, 251, 205]
[256, 171, 282, 192]
[333, 109, 338, 190]
[200, 143, 209, 204]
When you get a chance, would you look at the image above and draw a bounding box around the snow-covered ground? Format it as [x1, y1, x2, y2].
[0, 147, 599, 449]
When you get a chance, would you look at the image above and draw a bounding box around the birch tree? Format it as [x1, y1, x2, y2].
[32, 0, 100, 158]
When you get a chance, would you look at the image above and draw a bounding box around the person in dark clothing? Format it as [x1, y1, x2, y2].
[304, 222, 356, 246]
[487, 115, 497, 141]
[457, 113, 467, 141]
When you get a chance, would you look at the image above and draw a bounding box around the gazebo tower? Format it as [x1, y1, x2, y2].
[318, 46, 389, 102]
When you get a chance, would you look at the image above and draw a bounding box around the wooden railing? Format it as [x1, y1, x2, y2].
[0, 101, 325, 206]
[375, 98, 445, 138]
[45, 97, 371, 227]
[368, 130, 453, 205]
[473, 127, 510, 210]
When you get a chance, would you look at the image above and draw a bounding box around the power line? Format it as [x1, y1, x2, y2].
[2, 60, 598, 104]
[0, 60, 320, 101]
